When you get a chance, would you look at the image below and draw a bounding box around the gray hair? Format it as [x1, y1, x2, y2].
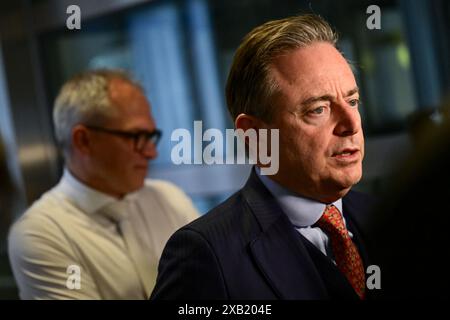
[226, 14, 338, 122]
[53, 69, 142, 156]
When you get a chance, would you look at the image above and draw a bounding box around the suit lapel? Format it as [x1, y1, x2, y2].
[242, 169, 328, 299]
[298, 231, 360, 299]
[249, 217, 329, 299]
[342, 192, 371, 269]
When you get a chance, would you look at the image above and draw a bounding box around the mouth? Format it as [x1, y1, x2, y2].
[331, 148, 360, 162]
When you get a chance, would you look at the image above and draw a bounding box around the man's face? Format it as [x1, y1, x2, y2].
[88, 78, 157, 197]
[267, 42, 364, 203]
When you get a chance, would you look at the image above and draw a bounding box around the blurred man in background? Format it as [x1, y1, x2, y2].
[8, 69, 199, 299]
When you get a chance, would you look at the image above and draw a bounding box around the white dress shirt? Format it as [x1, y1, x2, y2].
[256, 168, 352, 259]
[8, 169, 199, 300]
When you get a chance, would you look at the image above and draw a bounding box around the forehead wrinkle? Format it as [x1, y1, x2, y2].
[298, 72, 358, 103]
[270, 45, 358, 108]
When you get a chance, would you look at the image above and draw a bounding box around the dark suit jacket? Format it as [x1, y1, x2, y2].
[151, 169, 375, 300]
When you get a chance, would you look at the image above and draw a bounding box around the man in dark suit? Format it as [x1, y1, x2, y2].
[151, 14, 375, 300]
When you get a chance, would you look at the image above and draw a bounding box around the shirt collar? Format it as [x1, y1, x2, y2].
[255, 167, 342, 227]
[56, 168, 140, 215]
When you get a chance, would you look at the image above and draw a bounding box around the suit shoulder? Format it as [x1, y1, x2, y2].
[182, 189, 248, 237]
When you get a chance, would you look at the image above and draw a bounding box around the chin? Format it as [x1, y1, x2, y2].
[337, 176, 361, 191]
[321, 185, 350, 201]
[124, 181, 145, 194]
[339, 166, 362, 185]
[136, 178, 146, 189]
[323, 173, 361, 200]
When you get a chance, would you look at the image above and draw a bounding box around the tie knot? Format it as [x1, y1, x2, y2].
[315, 204, 348, 237]
[100, 200, 131, 223]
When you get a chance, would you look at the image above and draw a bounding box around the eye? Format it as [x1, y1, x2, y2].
[348, 99, 359, 107]
[308, 106, 325, 115]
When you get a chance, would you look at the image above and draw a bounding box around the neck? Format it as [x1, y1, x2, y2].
[66, 162, 124, 199]
[263, 171, 350, 204]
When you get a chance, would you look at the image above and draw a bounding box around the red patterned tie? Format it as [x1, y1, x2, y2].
[315, 205, 366, 299]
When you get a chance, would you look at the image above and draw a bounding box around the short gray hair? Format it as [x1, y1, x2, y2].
[226, 14, 338, 122]
[53, 69, 142, 156]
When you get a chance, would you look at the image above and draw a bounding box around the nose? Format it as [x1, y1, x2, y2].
[140, 141, 158, 160]
[333, 100, 362, 137]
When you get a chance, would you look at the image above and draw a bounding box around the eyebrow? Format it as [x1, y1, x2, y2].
[300, 87, 359, 106]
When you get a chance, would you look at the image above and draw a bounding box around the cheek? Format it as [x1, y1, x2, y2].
[283, 132, 326, 167]
[359, 134, 365, 158]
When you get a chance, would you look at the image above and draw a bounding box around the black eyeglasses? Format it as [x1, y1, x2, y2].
[85, 125, 162, 152]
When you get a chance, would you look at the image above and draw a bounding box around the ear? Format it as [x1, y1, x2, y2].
[71, 125, 92, 155]
[234, 113, 264, 162]
[235, 113, 261, 132]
